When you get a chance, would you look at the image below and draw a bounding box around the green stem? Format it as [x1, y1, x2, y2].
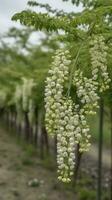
[67, 45, 82, 97]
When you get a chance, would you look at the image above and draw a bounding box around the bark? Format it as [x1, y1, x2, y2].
[110, 108, 112, 200]
[42, 126, 49, 154]
[24, 112, 30, 142]
[97, 97, 104, 200]
[34, 108, 38, 147]
[30, 125, 33, 143]
[38, 110, 44, 159]
[73, 144, 82, 187]
[40, 130, 44, 159]
[54, 135, 57, 158]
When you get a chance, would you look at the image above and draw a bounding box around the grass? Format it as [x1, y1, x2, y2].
[77, 188, 96, 200]
[21, 156, 35, 166]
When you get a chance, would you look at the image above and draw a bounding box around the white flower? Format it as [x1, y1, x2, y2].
[90, 35, 110, 92]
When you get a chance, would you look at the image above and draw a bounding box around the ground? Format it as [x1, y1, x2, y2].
[0, 126, 77, 200]
[0, 126, 111, 200]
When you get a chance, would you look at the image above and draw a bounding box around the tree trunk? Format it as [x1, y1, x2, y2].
[42, 126, 49, 154]
[97, 97, 104, 200]
[54, 135, 57, 159]
[6, 111, 10, 128]
[9, 110, 13, 129]
[34, 108, 38, 147]
[38, 110, 44, 159]
[24, 112, 30, 142]
[110, 108, 112, 200]
[73, 144, 82, 187]
[30, 125, 33, 143]
[13, 111, 17, 129]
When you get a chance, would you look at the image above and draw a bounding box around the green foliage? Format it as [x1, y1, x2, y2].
[28, 1, 66, 16]
[103, 192, 110, 200]
[63, 0, 112, 7]
[78, 188, 96, 200]
[41, 156, 56, 171]
[12, 1, 112, 38]
[0, 27, 57, 110]
[21, 157, 35, 166]
[12, 10, 78, 36]
[24, 143, 37, 156]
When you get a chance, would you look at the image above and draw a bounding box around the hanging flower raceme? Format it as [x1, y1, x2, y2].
[45, 49, 71, 135]
[44, 37, 111, 183]
[90, 35, 111, 92]
[72, 69, 99, 152]
[45, 49, 78, 182]
[75, 107, 91, 152]
[14, 78, 35, 122]
[57, 97, 76, 182]
[73, 69, 99, 114]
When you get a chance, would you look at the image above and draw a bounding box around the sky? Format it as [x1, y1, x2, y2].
[0, 0, 82, 34]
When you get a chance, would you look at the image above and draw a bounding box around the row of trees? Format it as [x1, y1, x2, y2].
[0, 28, 58, 153]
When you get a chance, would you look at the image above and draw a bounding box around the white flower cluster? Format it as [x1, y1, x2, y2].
[45, 48, 94, 182]
[22, 78, 35, 112]
[45, 36, 110, 183]
[75, 107, 91, 152]
[14, 78, 35, 121]
[57, 98, 91, 180]
[45, 49, 77, 182]
[73, 65, 101, 152]
[45, 49, 71, 135]
[57, 98, 76, 182]
[90, 35, 111, 92]
[72, 69, 100, 152]
[73, 69, 99, 114]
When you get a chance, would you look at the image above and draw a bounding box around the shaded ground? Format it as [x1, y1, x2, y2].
[0, 127, 76, 200]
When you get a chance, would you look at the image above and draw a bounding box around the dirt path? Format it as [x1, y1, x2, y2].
[0, 127, 75, 200]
